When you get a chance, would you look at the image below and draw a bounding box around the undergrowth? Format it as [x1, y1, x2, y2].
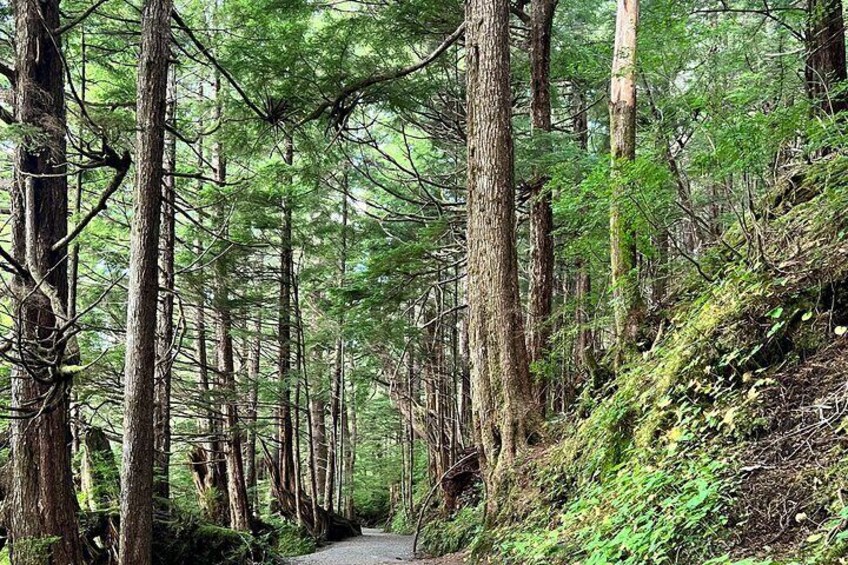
[419, 505, 484, 557]
[429, 157, 848, 564]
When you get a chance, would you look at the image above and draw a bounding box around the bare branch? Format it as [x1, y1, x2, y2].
[52, 149, 132, 252]
[0, 104, 13, 124]
[171, 10, 269, 121]
[56, 0, 112, 36]
[0, 245, 30, 281]
[0, 61, 14, 85]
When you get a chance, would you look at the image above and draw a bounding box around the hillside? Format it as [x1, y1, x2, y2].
[420, 157, 848, 564]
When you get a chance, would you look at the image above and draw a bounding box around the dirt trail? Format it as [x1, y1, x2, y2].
[287, 528, 414, 565]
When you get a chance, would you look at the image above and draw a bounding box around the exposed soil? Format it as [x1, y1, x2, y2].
[730, 341, 848, 558]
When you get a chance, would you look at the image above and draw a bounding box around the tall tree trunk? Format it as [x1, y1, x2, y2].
[609, 0, 643, 369]
[458, 298, 472, 440]
[806, 0, 848, 115]
[154, 62, 177, 502]
[191, 121, 229, 524]
[120, 0, 174, 562]
[296, 277, 325, 537]
[211, 80, 252, 530]
[310, 388, 328, 505]
[324, 192, 349, 513]
[423, 303, 450, 483]
[293, 366, 305, 527]
[465, 0, 539, 513]
[343, 377, 357, 520]
[214, 272, 251, 530]
[527, 0, 557, 414]
[278, 137, 296, 493]
[324, 339, 342, 513]
[8, 1, 84, 562]
[405, 339, 417, 516]
[571, 84, 598, 391]
[246, 314, 261, 507]
[194, 281, 230, 524]
[69, 29, 87, 459]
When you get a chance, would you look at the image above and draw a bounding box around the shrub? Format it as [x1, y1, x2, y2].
[419, 505, 483, 557]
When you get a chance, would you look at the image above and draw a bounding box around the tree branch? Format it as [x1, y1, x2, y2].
[297, 22, 466, 126]
[693, 5, 804, 41]
[56, 0, 112, 36]
[52, 149, 131, 252]
[171, 10, 269, 121]
[0, 104, 14, 125]
[0, 61, 14, 86]
[511, 5, 530, 24]
[0, 245, 30, 281]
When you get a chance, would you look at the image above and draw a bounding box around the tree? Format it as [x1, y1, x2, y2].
[119, 0, 174, 561]
[211, 84, 253, 530]
[7, 0, 85, 562]
[465, 0, 539, 511]
[609, 0, 643, 367]
[154, 63, 178, 501]
[806, 0, 848, 115]
[527, 0, 557, 412]
[278, 165, 296, 495]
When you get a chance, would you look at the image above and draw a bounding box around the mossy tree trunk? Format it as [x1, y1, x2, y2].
[610, 0, 644, 369]
[9, 3, 85, 562]
[465, 0, 540, 515]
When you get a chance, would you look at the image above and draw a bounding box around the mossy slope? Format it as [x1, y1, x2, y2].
[456, 158, 848, 564]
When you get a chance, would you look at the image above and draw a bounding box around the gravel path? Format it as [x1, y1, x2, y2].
[287, 528, 414, 565]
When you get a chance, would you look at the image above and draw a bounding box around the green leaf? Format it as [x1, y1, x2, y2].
[767, 306, 784, 319]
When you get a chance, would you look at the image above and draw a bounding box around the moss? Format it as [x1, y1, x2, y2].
[474, 161, 848, 564]
[152, 514, 252, 565]
[271, 522, 316, 557]
[10, 536, 61, 564]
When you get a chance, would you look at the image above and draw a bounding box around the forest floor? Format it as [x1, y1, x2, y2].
[285, 529, 466, 565]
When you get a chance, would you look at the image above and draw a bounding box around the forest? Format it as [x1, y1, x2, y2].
[3, 0, 848, 563]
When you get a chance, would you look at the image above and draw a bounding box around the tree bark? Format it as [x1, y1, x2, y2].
[120, 0, 174, 562]
[527, 0, 557, 413]
[245, 314, 261, 507]
[465, 0, 539, 513]
[609, 0, 643, 368]
[806, 0, 848, 115]
[8, 2, 85, 562]
[193, 249, 230, 525]
[154, 62, 177, 502]
[214, 268, 252, 530]
[278, 137, 296, 494]
[324, 193, 349, 513]
[211, 82, 252, 530]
